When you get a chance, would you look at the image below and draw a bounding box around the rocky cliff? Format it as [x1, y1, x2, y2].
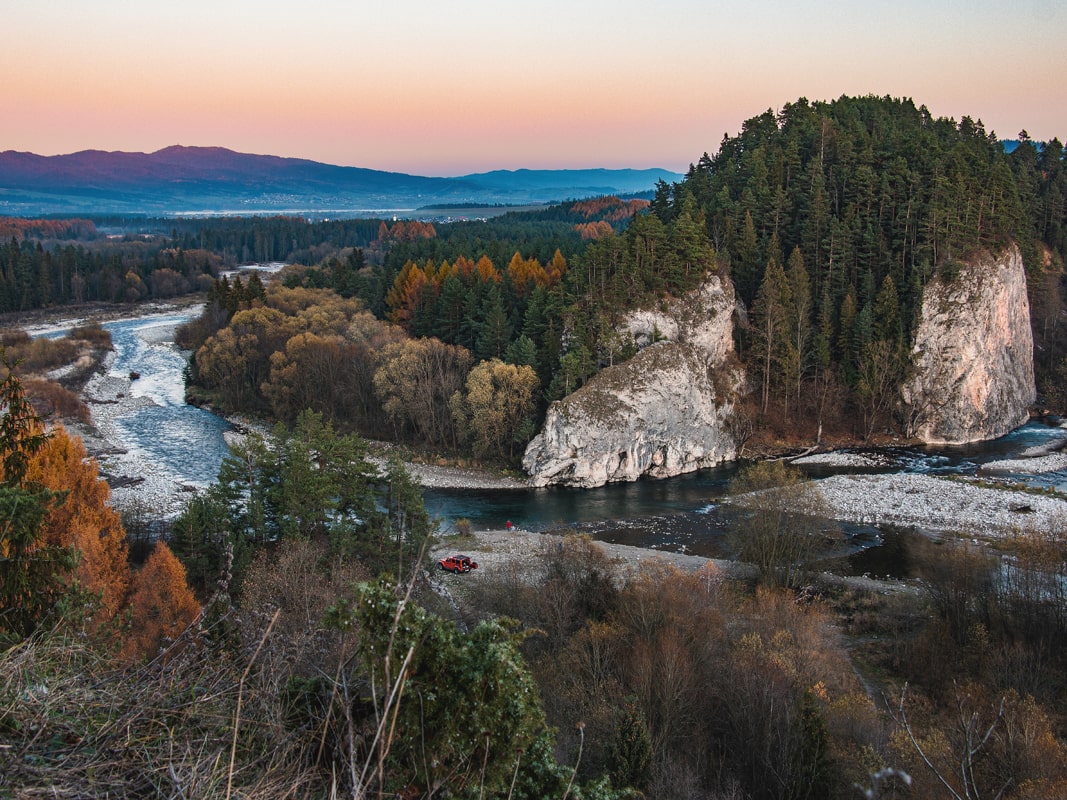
[901, 245, 1035, 444]
[523, 275, 740, 487]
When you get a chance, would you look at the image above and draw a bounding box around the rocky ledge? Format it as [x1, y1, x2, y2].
[523, 274, 739, 487]
[523, 341, 738, 487]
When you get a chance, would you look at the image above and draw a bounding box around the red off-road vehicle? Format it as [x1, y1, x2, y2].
[438, 554, 479, 574]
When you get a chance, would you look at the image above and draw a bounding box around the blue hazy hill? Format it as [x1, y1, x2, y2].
[0, 145, 682, 216]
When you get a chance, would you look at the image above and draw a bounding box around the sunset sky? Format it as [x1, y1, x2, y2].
[4, 0, 1065, 176]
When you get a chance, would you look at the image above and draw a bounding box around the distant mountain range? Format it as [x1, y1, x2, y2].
[0, 146, 683, 217]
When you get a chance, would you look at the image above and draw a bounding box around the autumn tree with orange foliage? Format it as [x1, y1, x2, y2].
[546, 248, 568, 284]
[122, 541, 200, 662]
[506, 251, 549, 295]
[575, 221, 614, 240]
[376, 219, 436, 243]
[384, 260, 432, 326]
[24, 425, 129, 626]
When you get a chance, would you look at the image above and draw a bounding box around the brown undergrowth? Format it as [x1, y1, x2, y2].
[0, 619, 325, 798]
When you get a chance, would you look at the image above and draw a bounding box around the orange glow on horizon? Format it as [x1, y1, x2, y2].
[3, 0, 1064, 174]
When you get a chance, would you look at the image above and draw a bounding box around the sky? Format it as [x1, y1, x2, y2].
[4, 0, 1066, 176]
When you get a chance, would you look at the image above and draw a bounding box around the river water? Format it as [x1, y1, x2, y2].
[103, 315, 233, 487]
[90, 311, 1067, 577]
[422, 421, 1067, 565]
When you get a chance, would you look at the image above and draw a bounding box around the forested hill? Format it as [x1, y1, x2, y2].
[646, 95, 1067, 416]
[658, 96, 1064, 307]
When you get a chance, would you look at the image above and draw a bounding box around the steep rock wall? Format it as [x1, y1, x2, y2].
[523, 275, 739, 487]
[901, 245, 1035, 444]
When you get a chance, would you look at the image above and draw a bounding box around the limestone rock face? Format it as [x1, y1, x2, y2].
[901, 245, 1035, 444]
[523, 275, 739, 487]
[621, 277, 736, 361]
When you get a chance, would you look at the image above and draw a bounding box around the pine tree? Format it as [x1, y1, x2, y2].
[504, 334, 538, 368]
[873, 273, 901, 345]
[370, 457, 432, 581]
[433, 273, 467, 345]
[735, 210, 762, 305]
[837, 289, 858, 384]
[476, 281, 512, 361]
[0, 359, 77, 640]
[608, 698, 653, 791]
[750, 255, 791, 414]
[171, 486, 245, 594]
[786, 246, 813, 414]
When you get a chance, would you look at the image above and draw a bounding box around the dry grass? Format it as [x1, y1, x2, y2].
[0, 610, 342, 799]
[22, 378, 90, 423]
[0, 323, 112, 424]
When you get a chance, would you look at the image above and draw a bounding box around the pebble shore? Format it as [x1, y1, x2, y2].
[796, 472, 1067, 537]
[429, 528, 742, 590]
[372, 458, 529, 491]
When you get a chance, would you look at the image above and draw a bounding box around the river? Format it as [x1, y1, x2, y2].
[103, 315, 233, 486]
[421, 421, 1067, 577]
[87, 310, 1067, 578]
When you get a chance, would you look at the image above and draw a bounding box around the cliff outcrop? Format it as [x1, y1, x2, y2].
[523, 275, 739, 487]
[901, 245, 1035, 444]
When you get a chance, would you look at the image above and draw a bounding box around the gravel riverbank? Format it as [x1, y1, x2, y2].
[429, 528, 746, 590]
[366, 454, 529, 490]
[792, 472, 1067, 537]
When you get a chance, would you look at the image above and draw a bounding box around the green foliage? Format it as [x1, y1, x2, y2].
[608, 698, 653, 792]
[266, 411, 375, 543]
[504, 333, 538, 367]
[662, 95, 1067, 426]
[0, 356, 51, 486]
[0, 359, 78, 640]
[0, 233, 224, 311]
[170, 485, 250, 595]
[328, 576, 560, 798]
[177, 412, 433, 584]
[791, 688, 834, 800]
[365, 456, 433, 578]
[750, 252, 793, 414]
[0, 484, 75, 639]
[172, 215, 383, 265]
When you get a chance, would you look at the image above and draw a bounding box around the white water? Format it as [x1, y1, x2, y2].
[102, 315, 232, 487]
